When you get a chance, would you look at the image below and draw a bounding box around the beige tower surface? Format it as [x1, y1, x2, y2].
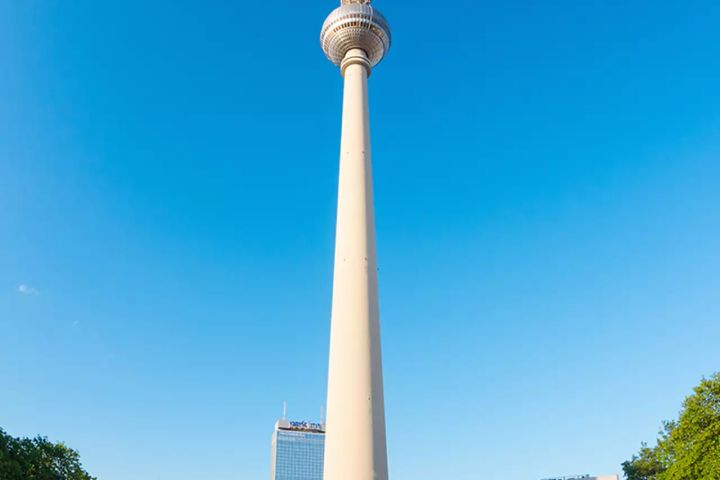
[320, 2, 392, 480]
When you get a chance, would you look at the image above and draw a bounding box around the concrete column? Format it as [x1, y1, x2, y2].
[323, 48, 389, 480]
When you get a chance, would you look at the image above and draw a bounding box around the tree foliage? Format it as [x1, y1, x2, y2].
[622, 441, 667, 480]
[623, 372, 720, 480]
[0, 428, 95, 480]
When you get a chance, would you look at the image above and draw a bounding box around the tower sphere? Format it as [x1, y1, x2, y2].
[320, 2, 391, 69]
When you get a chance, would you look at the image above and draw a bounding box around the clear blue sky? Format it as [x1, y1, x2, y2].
[1, 1, 719, 479]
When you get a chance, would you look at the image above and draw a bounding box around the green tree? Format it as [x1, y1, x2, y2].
[623, 373, 720, 480]
[622, 440, 667, 480]
[0, 428, 95, 480]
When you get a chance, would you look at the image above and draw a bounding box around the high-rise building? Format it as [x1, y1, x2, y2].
[318, 1, 392, 480]
[542, 475, 620, 480]
[269, 419, 325, 480]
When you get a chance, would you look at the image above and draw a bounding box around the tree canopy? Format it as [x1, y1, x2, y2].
[623, 372, 720, 480]
[0, 428, 95, 480]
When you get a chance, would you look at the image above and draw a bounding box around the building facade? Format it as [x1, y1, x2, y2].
[270, 419, 325, 480]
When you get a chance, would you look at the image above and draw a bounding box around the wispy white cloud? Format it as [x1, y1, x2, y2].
[18, 284, 39, 295]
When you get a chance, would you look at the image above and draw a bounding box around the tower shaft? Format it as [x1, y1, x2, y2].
[324, 48, 388, 480]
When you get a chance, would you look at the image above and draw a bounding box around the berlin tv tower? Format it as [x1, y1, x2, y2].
[320, 1, 392, 479]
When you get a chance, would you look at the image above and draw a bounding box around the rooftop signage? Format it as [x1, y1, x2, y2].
[277, 419, 326, 433]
